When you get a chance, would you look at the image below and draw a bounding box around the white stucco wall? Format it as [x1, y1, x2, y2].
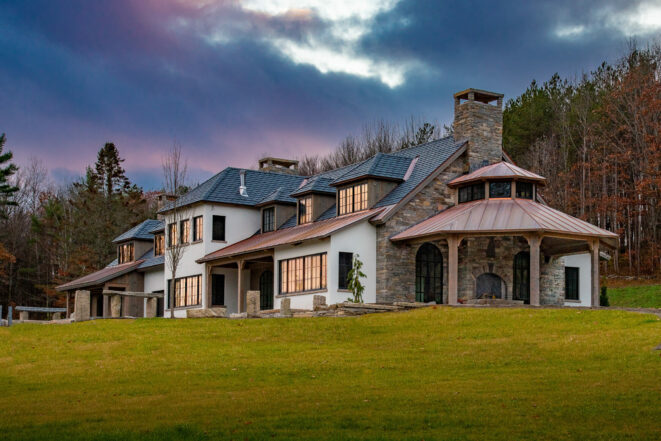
[142, 267, 164, 317]
[563, 253, 592, 307]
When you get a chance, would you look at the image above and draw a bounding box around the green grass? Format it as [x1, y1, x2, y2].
[607, 284, 661, 308]
[1, 308, 660, 440]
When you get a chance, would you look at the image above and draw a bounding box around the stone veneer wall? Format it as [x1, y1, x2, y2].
[540, 255, 565, 305]
[453, 99, 503, 171]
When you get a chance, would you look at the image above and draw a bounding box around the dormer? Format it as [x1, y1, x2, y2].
[290, 177, 336, 225]
[256, 187, 298, 233]
[112, 219, 165, 264]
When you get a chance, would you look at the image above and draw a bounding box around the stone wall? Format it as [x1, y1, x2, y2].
[453, 98, 503, 171]
[541, 255, 565, 305]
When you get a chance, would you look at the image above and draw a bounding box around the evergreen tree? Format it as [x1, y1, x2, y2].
[93, 142, 130, 197]
[0, 133, 19, 215]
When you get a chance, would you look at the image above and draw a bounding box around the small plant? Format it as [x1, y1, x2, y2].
[600, 286, 610, 307]
[347, 254, 366, 304]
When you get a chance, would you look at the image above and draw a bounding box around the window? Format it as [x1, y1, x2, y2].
[154, 233, 165, 256]
[212, 215, 226, 241]
[338, 182, 369, 215]
[458, 183, 485, 203]
[262, 207, 275, 232]
[516, 181, 534, 199]
[489, 181, 511, 198]
[168, 223, 177, 247]
[180, 219, 190, 244]
[513, 252, 530, 303]
[174, 274, 202, 307]
[193, 216, 203, 242]
[117, 242, 134, 264]
[415, 243, 443, 303]
[298, 196, 312, 224]
[279, 253, 327, 294]
[338, 252, 353, 290]
[565, 267, 579, 301]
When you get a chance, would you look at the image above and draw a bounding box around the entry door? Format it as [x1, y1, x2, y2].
[211, 274, 225, 306]
[259, 271, 274, 310]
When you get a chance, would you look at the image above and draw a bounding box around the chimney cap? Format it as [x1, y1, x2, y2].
[454, 88, 504, 104]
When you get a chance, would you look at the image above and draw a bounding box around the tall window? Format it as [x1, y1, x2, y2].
[262, 207, 275, 232]
[279, 253, 327, 294]
[489, 181, 512, 198]
[338, 183, 369, 215]
[117, 242, 134, 264]
[168, 223, 177, 247]
[338, 252, 353, 290]
[415, 243, 442, 303]
[516, 181, 534, 199]
[180, 219, 190, 244]
[513, 251, 530, 303]
[212, 215, 226, 241]
[174, 274, 202, 307]
[193, 216, 203, 242]
[298, 197, 312, 224]
[154, 234, 165, 256]
[565, 267, 579, 301]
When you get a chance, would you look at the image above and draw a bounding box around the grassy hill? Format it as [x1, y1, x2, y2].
[607, 284, 661, 309]
[1, 308, 660, 440]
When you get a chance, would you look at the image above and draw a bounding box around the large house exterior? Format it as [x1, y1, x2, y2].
[57, 89, 618, 318]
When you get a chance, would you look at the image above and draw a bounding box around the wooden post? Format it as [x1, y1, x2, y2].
[66, 293, 70, 318]
[7, 306, 12, 327]
[447, 235, 460, 305]
[527, 235, 541, 306]
[590, 239, 600, 307]
[206, 265, 213, 308]
[237, 260, 245, 313]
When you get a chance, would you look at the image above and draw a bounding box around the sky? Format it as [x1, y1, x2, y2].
[1, 0, 660, 190]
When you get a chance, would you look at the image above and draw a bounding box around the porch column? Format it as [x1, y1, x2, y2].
[237, 260, 245, 313]
[527, 234, 541, 306]
[590, 239, 600, 307]
[447, 235, 460, 305]
[66, 292, 70, 318]
[206, 265, 212, 308]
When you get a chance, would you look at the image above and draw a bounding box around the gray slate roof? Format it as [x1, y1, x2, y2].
[137, 248, 165, 270]
[113, 219, 164, 243]
[257, 187, 297, 206]
[291, 176, 336, 196]
[331, 152, 413, 185]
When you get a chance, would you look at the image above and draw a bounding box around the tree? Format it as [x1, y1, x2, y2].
[347, 254, 366, 303]
[93, 142, 130, 197]
[0, 133, 19, 216]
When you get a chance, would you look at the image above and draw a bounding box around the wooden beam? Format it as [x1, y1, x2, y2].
[102, 290, 164, 299]
[447, 235, 460, 305]
[237, 260, 245, 313]
[526, 234, 542, 306]
[590, 239, 600, 307]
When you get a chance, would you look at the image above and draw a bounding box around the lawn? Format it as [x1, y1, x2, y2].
[607, 284, 661, 309]
[0, 308, 660, 441]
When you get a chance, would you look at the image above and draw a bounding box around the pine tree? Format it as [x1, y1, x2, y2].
[0, 133, 19, 215]
[93, 142, 130, 197]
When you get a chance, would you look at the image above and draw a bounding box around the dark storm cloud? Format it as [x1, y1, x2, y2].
[0, 0, 658, 190]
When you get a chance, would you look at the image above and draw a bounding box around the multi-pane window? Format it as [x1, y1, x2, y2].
[338, 183, 369, 215]
[338, 252, 353, 290]
[513, 251, 530, 303]
[193, 216, 203, 242]
[168, 223, 177, 247]
[212, 215, 226, 241]
[262, 207, 275, 232]
[565, 267, 579, 301]
[298, 197, 312, 224]
[117, 242, 134, 264]
[489, 181, 511, 198]
[279, 253, 327, 294]
[458, 183, 486, 203]
[154, 234, 165, 256]
[516, 181, 534, 199]
[180, 219, 190, 244]
[174, 274, 202, 307]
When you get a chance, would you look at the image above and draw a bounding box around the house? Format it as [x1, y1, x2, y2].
[57, 88, 618, 318]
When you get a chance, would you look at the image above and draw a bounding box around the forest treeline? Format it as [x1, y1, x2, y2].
[0, 44, 658, 309]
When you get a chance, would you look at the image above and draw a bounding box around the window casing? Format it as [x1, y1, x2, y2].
[489, 181, 512, 198]
[154, 234, 165, 256]
[180, 219, 190, 244]
[458, 183, 485, 203]
[338, 252, 353, 290]
[168, 223, 178, 247]
[298, 197, 312, 224]
[174, 274, 202, 307]
[212, 215, 226, 241]
[516, 182, 534, 199]
[338, 183, 369, 215]
[262, 207, 275, 232]
[117, 242, 134, 264]
[279, 253, 327, 294]
[565, 267, 579, 301]
[193, 216, 203, 242]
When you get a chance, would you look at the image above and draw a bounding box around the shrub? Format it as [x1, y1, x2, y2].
[600, 286, 610, 307]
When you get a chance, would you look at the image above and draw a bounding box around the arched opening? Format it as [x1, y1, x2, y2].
[475, 273, 505, 299]
[415, 243, 443, 303]
[513, 251, 530, 304]
[259, 270, 274, 310]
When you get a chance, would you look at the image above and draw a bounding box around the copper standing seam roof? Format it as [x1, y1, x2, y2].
[197, 207, 385, 263]
[55, 260, 144, 291]
[448, 162, 546, 187]
[391, 198, 618, 245]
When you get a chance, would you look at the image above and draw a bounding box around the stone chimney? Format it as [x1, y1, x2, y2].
[453, 88, 504, 172]
[258, 157, 299, 175]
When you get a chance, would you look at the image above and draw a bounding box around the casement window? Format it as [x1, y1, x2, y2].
[212, 215, 226, 241]
[117, 242, 134, 264]
[338, 183, 368, 215]
[262, 207, 275, 232]
[298, 197, 312, 224]
[458, 183, 485, 203]
[180, 219, 191, 244]
[565, 267, 579, 301]
[168, 223, 178, 247]
[279, 253, 327, 294]
[154, 233, 165, 256]
[338, 252, 353, 290]
[193, 216, 203, 242]
[174, 274, 202, 307]
[516, 181, 534, 199]
[489, 181, 511, 198]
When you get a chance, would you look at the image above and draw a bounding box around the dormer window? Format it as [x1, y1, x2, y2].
[458, 183, 485, 203]
[338, 182, 368, 215]
[298, 196, 312, 224]
[118, 242, 134, 264]
[154, 234, 165, 256]
[489, 181, 511, 198]
[262, 207, 275, 232]
[516, 181, 534, 199]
